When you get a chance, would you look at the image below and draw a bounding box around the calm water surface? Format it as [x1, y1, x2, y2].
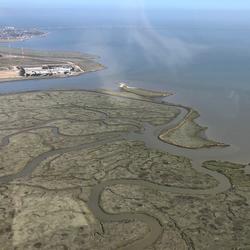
[0, 8, 249, 163]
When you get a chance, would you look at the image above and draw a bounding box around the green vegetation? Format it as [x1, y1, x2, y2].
[160, 109, 228, 149]
[0, 90, 248, 249]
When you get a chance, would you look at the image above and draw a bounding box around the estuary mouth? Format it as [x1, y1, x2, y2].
[1, 3, 250, 249]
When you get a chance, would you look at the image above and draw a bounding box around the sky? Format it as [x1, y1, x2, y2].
[1, 0, 250, 10]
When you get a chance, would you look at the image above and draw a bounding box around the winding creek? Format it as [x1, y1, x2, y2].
[0, 92, 249, 250]
[88, 102, 239, 250]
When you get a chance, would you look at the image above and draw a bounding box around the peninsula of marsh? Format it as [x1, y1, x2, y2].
[0, 87, 249, 250]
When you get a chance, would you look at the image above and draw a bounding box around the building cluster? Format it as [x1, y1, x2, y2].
[19, 65, 76, 77]
[0, 26, 45, 41]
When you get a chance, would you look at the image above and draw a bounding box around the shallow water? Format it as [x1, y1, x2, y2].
[0, 8, 250, 163]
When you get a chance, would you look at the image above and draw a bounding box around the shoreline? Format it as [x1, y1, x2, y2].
[0, 46, 106, 83]
[0, 32, 49, 43]
[0, 87, 239, 158]
[158, 108, 229, 149]
[0, 82, 247, 163]
[0, 88, 248, 250]
[0, 65, 106, 84]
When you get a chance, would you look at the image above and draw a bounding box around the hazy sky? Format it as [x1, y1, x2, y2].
[1, 0, 250, 10]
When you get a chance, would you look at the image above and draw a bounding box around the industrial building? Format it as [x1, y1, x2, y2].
[22, 64, 76, 77]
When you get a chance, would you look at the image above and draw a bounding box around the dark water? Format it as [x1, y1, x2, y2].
[0, 8, 249, 163]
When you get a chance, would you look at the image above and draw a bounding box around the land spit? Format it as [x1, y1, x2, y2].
[0, 47, 105, 83]
[0, 89, 249, 250]
[0, 27, 47, 43]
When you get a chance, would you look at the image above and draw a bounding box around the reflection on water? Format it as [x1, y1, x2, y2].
[0, 8, 249, 163]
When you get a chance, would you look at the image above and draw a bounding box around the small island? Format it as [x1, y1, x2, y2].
[0, 47, 105, 82]
[0, 26, 47, 42]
